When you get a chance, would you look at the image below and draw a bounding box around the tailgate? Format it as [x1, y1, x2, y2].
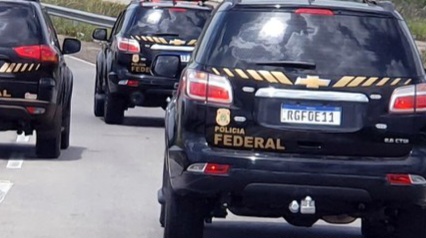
[201, 7, 425, 157]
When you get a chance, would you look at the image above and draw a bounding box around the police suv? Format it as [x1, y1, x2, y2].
[159, 0, 426, 238]
[0, 0, 80, 158]
[92, 0, 212, 124]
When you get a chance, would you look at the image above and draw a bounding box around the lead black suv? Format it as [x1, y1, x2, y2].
[91, 0, 212, 124]
[0, 0, 80, 158]
[159, 0, 426, 237]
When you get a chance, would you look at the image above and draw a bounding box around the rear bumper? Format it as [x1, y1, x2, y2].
[108, 69, 178, 96]
[0, 98, 56, 131]
[167, 135, 426, 208]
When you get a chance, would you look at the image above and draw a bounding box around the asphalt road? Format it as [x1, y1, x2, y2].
[0, 57, 362, 238]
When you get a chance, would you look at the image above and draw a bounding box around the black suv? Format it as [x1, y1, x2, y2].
[0, 0, 80, 158]
[159, 0, 426, 237]
[91, 0, 212, 124]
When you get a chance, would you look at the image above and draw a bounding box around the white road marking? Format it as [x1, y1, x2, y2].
[0, 180, 13, 204]
[16, 133, 31, 143]
[6, 133, 31, 169]
[6, 160, 23, 169]
[66, 55, 96, 67]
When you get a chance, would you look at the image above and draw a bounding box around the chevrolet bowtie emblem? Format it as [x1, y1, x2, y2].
[169, 39, 186, 46]
[295, 75, 331, 89]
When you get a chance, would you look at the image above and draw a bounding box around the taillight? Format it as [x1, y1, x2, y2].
[389, 83, 426, 113]
[13, 45, 58, 63]
[295, 8, 334, 16]
[184, 69, 233, 104]
[117, 37, 140, 53]
[387, 174, 426, 185]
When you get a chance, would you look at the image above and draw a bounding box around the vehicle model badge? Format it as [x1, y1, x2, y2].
[295, 75, 331, 89]
[216, 108, 231, 126]
[132, 54, 140, 63]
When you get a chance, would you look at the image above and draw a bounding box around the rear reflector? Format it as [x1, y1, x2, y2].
[13, 45, 58, 63]
[187, 163, 230, 175]
[387, 174, 426, 185]
[295, 8, 334, 16]
[118, 80, 139, 87]
[205, 164, 230, 175]
[26, 107, 45, 115]
[389, 83, 426, 113]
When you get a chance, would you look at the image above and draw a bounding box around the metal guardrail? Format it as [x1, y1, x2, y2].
[43, 3, 116, 28]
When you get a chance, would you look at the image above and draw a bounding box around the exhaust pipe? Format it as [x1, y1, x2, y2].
[131, 92, 144, 105]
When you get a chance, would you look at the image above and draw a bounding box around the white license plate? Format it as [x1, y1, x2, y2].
[281, 104, 341, 126]
[180, 54, 191, 63]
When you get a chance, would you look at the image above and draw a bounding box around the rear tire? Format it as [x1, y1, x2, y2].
[394, 207, 426, 238]
[163, 161, 205, 238]
[163, 191, 205, 238]
[94, 93, 105, 117]
[36, 108, 62, 159]
[94, 70, 105, 117]
[361, 218, 392, 238]
[160, 204, 165, 227]
[61, 101, 71, 149]
[104, 90, 124, 125]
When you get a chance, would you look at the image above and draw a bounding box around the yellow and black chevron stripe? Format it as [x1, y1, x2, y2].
[211, 67, 293, 85]
[130, 35, 197, 46]
[333, 76, 412, 87]
[211, 67, 412, 88]
[0, 63, 41, 73]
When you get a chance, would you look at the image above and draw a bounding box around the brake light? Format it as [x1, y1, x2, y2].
[389, 83, 426, 113]
[13, 45, 58, 63]
[117, 37, 140, 53]
[184, 69, 233, 104]
[204, 164, 230, 175]
[295, 8, 334, 16]
[170, 8, 187, 12]
[26, 107, 46, 115]
[187, 163, 230, 175]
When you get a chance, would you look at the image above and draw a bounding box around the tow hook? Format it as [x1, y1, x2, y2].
[289, 200, 300, 213]
[301, 196, 316, 214]
[289, 196, 316, 214]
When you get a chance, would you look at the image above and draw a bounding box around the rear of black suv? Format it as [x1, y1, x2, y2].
[92, 1, 211, 124]
[160, 1, 426, 238]
[0, 0, 80, 158]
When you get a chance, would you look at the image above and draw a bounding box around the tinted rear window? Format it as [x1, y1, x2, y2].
[0, 3, 41, 47]
[204, 11, 423, 77]
[126, 7, 210, 40]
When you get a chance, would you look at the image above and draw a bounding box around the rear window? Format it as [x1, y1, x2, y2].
[0, 3, 41, 47]
[204, 11, 423, 77]
[126, 7, 210, 40]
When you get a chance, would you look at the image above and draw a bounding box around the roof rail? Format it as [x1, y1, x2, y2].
[130, 0, 214, 7]
[362, 0, 395, 11]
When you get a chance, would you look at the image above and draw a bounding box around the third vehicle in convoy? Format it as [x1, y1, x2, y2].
[159, 0, 426, 238]
[0, 0, 80, 158]
[92, 0, 212, 124]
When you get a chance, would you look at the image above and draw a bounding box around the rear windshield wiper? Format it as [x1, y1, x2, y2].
[254, 61, 316, 70]
[149, 33, 180, 37]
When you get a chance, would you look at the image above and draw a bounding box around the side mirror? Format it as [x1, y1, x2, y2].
[92, 28, 108, 41]
[151, 55, 180, 78]
[62, 38, 81, 55]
